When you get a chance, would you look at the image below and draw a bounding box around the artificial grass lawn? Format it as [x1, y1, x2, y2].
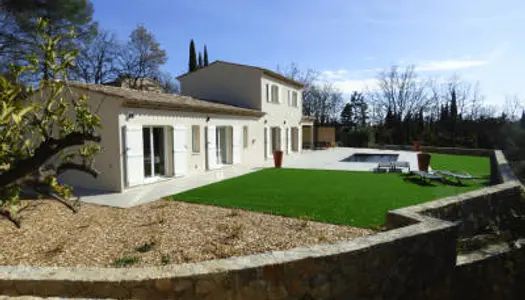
[173, 153, 490, 228]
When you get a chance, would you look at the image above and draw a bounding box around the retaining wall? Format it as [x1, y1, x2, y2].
[1, 148, 524, 299]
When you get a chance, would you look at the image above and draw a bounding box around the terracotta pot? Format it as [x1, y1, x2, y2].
[413, 140, 421, 152]
[417, 153, 431, 172]
[273, 150, 283, 168]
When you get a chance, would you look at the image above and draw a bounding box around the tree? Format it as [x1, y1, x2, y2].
[369, 65, 429, 124]
[340, 103, 354, 127]
[203, 45, 209, 66]
[0, 0, 98, 79]
[157, 71, 180, 94]
[349, 91, 367, 127]
[276, 62, 319, 116]
[71, 29, 119, 84]
[188, 39, 197, 72]
[520, 111, 525, 129]
[308, 83, 344, 125]
[198, 52, 203, 69]
[117, 24, 167, 90]
[0, 19, 101, 227]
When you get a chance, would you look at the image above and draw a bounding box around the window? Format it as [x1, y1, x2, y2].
[265, 84, 270, 102]
[292, 91, 298, 107]
[191, 125, 200, 153]
[287, 90, 291, 106]
[271, 84, 279, 103]
[243, 126, 249, 148]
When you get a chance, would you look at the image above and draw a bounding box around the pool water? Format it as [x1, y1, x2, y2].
[341, 153, 399, 163]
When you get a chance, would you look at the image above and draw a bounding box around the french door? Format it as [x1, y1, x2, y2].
[142, 126, 167, 181]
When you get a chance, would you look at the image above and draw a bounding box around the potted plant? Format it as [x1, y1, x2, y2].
[273, 150, 283, 168]
[413, 139, 421, 152]
[417, 152, 431, 172]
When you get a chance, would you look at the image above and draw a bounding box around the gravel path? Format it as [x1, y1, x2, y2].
[0, 199, 372, 268]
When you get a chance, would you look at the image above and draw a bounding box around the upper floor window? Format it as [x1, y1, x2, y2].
[271, 84, 279, 103]
[265, 84, 270, 102]
[292, 91, 298, 107]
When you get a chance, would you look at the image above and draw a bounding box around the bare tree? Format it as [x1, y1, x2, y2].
[71, 29, 119, 84]
[308, 83, 344, 125]
[369, 65, 429, 123]
[117, 24, 167, 90]
[276, 62, 319, 116]
[503, 95, 524, 121]
[157, 71, 180, 94]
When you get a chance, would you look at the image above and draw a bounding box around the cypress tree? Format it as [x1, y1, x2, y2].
[203, 45, 209, 66]
[189, 39, 197, 72]
[450, 88, 458, 121]
[198, 52, 203, 69]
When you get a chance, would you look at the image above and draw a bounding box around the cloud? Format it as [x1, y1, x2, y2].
[318, 70, 377, 93]
[414, 60, 489, 72]
[331, 78, 378, 94]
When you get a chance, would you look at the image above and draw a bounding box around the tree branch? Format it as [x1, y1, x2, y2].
[57, 162, 100, 178]
[0, 131, 100, 188]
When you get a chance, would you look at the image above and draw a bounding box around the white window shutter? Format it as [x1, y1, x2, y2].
[124, 125, 144, 187]
[287, 90, 291, 106]
[280, 126, 285, 151]
[298, 127, 303, 152]
[286, 127, 291, 154]
[232, 126, 242, 164]
[173, 125, 188, 177]
[207, 126, 218, 169]
[265, 126, 271, 158]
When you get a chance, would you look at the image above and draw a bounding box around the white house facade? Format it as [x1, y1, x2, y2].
[59, 61, 314, 193]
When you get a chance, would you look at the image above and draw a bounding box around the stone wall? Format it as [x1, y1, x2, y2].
[1, 148, 524, 299]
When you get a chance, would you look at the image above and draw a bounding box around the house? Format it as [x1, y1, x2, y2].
[59, 61, 315, 193]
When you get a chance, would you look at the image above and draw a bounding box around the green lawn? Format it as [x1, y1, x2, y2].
[172, 153, 490, 228]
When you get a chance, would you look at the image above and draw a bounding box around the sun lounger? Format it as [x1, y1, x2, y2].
[434, 170, 476, 184]
[411, 170, 443, 181]
[391, 161, 410, 172]
[374, 162, 391, 173]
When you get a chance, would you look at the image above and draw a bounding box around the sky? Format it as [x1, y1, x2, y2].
[91, 0, 525, 109]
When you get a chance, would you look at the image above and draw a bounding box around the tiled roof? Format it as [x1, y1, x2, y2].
[177, 61, 305, 88]
[67, 81, 265, 118]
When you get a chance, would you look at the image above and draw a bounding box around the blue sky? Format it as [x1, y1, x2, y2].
[91, 0, 524, 108]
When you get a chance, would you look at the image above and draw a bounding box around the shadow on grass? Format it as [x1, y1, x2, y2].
[402, 176, 437, 187]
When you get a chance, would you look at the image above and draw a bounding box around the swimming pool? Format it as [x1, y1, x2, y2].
[341, 153, 399, 163]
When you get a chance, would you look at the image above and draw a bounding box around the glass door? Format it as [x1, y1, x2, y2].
[142, 126, 166, 180]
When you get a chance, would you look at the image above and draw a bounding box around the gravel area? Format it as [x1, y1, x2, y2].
[0, 199, 372, 268]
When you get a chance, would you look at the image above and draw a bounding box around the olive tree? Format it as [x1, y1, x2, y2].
[0, 19, 101, 227]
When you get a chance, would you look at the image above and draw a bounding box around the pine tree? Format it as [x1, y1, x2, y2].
[189, 39, 197, 72]
[340, 103, 354, 127]
[203, 45, 209, 66]
[1, 0, 98, 79]
[198, 52, 203, 69]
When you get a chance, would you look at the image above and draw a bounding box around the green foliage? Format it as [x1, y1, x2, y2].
[189, 39, 197, 72]
[198, 52, 203, 69]
[113, 256, 138, 267]
[0, 0, 98, 76]
[0, 18, 101, 225]
[161, 254, 170, 265]
[135, 242, 156, 253]
[203, 45, 209, 66]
